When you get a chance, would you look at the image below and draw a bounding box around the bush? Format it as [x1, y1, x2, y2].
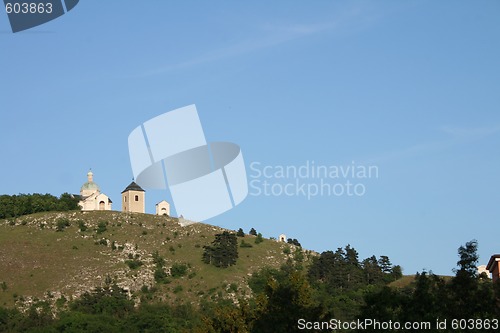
[56, 218, 70, 232]
[171, 263, 188, 278]
[255, 233, 264, 244]
[96, 221, 107, 234]
[77, 220, 87, 232]
[240, 240, 253, 248]
[125, 260, 143, 270]
[154, 268, 170, 284]
[237, 228, 245, 237]
[173, 285, 183, 294]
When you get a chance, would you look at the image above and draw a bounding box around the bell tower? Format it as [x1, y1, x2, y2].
[121, 181, 145, 213]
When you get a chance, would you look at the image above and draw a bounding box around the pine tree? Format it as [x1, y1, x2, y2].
[203, 232, 238, 268]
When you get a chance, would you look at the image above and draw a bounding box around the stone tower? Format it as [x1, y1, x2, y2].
[121, 181, 145, 213]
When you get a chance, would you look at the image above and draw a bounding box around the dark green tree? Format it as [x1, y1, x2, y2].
[362, 255, 384, 285]
[249, 228, 257, 236]
[202, 231, 238, 268]
[251, 269, 322, 333]
[287, 238, 302, 247]
[236, 228, 245, 237]
[378, 255, 392, 273]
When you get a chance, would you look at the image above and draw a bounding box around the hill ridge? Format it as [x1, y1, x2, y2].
[0, 211, 304, 311]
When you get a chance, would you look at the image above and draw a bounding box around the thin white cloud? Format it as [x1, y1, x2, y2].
[363, 123, 500, 165]
[139, 24, 326, 76]
[138, 6, 371, 77]
[440, 124, 500, 139]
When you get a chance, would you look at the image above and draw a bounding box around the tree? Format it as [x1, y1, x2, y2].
[202, 231, 238, 268]
[287, 238, 302, 247]
[249, 228, 257, 236]
[378, 255, 392, 273]
[391, 265, 403, 280]
[448, 239, 494, 318]
[252, 269, 322, 333]
[70, 284, 134, 318]
[0, 193, 80, 219]
[362, 255, 384, 285]
[236, 228, 245, 237]
[454, 239, 479, 278]
[255, 233, 264, 244]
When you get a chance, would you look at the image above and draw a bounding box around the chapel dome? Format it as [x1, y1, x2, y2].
[80, 181, 100, 192]
[80, 170, 100, 193]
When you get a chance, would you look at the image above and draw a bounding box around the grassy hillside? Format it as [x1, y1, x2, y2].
[0, 211, 307, 310]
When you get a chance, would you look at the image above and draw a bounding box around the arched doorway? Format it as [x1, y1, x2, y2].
[99, 201, 105, 210]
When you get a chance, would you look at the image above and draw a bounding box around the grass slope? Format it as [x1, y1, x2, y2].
[0, 211, 301, 310]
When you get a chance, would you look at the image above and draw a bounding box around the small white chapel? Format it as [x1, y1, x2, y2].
[78, 170, 113, 211]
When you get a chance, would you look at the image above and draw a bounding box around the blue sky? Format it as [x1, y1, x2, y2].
[1, 1, 499, 275]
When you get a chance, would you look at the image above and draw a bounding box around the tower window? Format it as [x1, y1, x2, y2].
[124, 197, 127, 202]
[135, 195, 139, 201]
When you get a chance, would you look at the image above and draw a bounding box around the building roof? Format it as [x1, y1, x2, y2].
[121, 181, 145, 193]
[486, 254, 500, 271]
[81, 182, 100, 192]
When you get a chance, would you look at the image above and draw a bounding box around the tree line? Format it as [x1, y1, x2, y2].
[0, 236, 498, 332]
[0, 193, 80, 219]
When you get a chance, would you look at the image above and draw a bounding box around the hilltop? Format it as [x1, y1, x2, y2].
[0, 211, 307, 311]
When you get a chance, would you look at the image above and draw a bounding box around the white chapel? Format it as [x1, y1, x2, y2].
[78, 170, 112, 211]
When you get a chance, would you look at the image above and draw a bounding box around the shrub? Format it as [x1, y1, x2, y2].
[171, 263, 188, 278]
[56, 218, 70, 232]
[77, 220, 87, 232]
[254, 233, 264, 244]
[173, 285, 183, 293]
[240, 240, 253, 248]
[125, 260, 143, 270]
[154, 268, 170, 284]
[96, 221, 107, 234]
